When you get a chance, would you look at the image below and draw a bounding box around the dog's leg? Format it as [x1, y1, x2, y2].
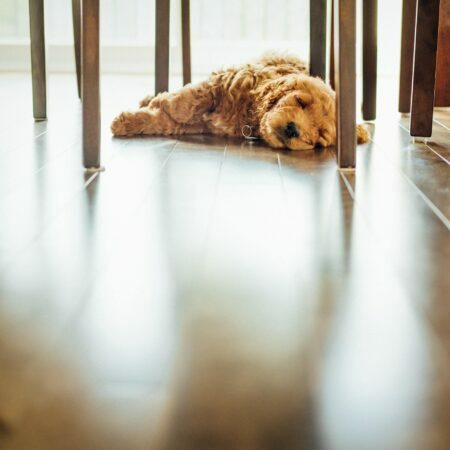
[111, 107, 206, 137]
[113, 81, 214, 136]
[146, 81, 214, 125]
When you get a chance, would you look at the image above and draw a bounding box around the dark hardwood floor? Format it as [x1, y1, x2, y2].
[0, 74, 449, 450]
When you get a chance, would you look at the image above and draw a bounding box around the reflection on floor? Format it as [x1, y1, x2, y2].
[0, 74, 449, 450]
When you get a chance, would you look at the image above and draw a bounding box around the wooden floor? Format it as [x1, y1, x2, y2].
[0, 74, 449, 450]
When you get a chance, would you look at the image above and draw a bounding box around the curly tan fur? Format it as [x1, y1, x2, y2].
[111, 54, 369, 150]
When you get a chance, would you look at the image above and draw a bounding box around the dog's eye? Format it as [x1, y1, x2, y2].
[284, 122, 300, 139]
[295, 92, 313, 108]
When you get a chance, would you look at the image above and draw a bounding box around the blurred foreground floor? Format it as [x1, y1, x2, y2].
[0, 74, 449, 450]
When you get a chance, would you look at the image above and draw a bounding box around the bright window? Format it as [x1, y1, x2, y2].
[0, 0, 401, 75]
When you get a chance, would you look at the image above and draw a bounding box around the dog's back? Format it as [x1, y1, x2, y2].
[255, 53, 309, 75]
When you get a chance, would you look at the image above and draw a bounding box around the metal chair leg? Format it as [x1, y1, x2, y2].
[29, 0, 47, 120]
[82, 0, 101, 169]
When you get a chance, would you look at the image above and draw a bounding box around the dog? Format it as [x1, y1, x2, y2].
[111, 54, 369, 150]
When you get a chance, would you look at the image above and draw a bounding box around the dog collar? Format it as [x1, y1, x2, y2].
[241, 125, 260, 141]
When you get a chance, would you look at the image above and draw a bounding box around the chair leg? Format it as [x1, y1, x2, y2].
[29, 0, 47, 120]
[362, 0, 377, 121]
[181, 0, 191, 86]
[398, 0, 417, 113]
[82, 0, 101, 169]
[435, 0, 450, 106]
[334, 0, 357, 169]
[72, 0, 82, 99]
[155, 0, 170, 94]
[329, 0, 335, 89]
[410, 0, 441, 137]
[310, 0, 327, 80]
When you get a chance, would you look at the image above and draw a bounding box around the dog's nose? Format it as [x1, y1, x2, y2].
[284, 122, 299, 139]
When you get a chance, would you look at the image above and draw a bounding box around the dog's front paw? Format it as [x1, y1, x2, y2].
[318, 128, 335, 147]
[111, 112, 135, 136]
[139, 95, 154, 108]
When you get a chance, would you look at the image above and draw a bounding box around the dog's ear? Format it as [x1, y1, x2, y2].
[258, 76, 299, 112]
[295, 91, 313, 108]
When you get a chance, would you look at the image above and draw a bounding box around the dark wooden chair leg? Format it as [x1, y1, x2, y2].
[330, 0, 335, 89]
[181, 0, 191, 85]
[398, 0, 417, 113]
[155, 0, 170, 94]
[82, 0, 101, 169]
[335, 0, 357, 169]
[29, 0, 47, 120]
[435, 0, 450, 106]
[310, 0, 327, 79]
[72, 0, 82, 98]
[362, 0, 377, 120]
[410, 0, 441, 137]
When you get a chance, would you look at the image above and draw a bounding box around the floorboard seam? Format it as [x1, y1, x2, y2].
[370, 130, 450, 229]
[398, 122, 450, 165]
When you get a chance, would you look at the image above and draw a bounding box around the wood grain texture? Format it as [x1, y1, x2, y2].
[28, 0, 47, 120]
[362, 0, 378, 120]
[72, 0, 82, 99]
[399, 0, 417, 113]
[82, 0, 101, 169]
[155, 0, 170, 94]
[334, 0, 357, 168]
[435, 0, 450, 106]
[434, 107, 450, 129]
[410, 0, 442, 136]
[181, 0, 191, 86]
[310, 0, 327, 80]
[389, 117, 450, 218]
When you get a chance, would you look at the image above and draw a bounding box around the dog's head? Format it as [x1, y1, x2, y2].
[257, 74, 337, 150]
